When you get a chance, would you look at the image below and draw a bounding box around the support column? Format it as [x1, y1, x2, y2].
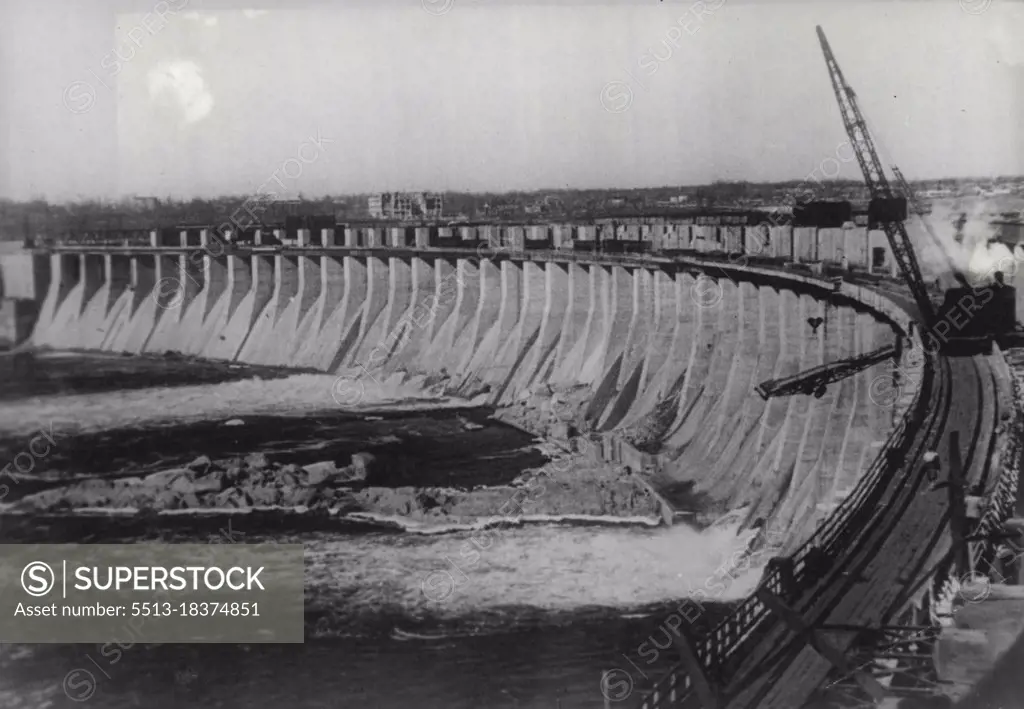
[619, 267, 681, 428]
[179, 252, 204, 312]
[436, 258, 482, 372]
[521, 261, 570, 390]
[81, 254, 105, 312]
[201, 255, 228, 320]
[296, 256, 322, 322]
[552, 262, 590, 379]
[272, 255, 299, 323]
[346, 256, 389, 365]
[453, 258, 500, 373]
[323, 256, 368, 371]
[104, 255, 131, 315]
[127, 255, 154, 316]
[463, 260, 520, 384]
[383, 256, 438, 372]
[291, 256, 346, 368]
[576, 265, 611, 385]
[491, 260, 545, 396]
[378, 257, 414, 351]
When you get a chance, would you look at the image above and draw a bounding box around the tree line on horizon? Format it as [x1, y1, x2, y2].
[1, 176, 1020, 240]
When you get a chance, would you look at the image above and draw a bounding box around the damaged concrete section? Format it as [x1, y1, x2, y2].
[14, 448, 661, 524]
[23, 247, 924, 538]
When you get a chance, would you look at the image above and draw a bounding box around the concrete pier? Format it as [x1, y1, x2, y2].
[21, 221, 924, 539]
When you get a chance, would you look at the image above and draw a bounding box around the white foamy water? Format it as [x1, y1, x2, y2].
[1, 357, 769, 623]
[307, 522, 767, 618]
[0, 367, 477, 439]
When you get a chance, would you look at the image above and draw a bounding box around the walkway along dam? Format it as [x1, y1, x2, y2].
[8, 221, 1021, 707]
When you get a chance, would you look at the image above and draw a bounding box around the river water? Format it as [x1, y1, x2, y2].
[0, 352, 764, 709]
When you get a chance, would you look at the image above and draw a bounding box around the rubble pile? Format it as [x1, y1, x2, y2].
[14, 448, 661, 523]
[496, 384, 594, 441]
[16, 452, 379, 513]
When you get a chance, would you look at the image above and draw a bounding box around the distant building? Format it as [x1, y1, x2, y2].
[368, 192, 443, 220]
[656, 195, 692, 208]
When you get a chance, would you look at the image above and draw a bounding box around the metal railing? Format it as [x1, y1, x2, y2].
[30, 228, 1006, 708]
[930, 358, 1023, 621]
[635, 325, 938, 709]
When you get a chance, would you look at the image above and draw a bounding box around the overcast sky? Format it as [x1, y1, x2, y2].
[1, 0, 1021, 201]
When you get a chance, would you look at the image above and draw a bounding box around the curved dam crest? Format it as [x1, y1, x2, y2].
[29, 245, 911, 542]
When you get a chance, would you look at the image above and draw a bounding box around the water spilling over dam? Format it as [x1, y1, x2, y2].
[12, 222, 927, 545]
[1, 217, 1019, 709]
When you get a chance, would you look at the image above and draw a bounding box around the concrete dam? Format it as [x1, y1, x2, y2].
[21, 222, 919, 542]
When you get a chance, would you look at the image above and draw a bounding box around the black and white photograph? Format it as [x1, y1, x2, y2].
[1, 0, 1023, 707]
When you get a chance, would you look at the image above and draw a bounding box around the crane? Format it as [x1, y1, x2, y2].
[755, 28, 929, 401]
[816, 25, 936, 326]
[890, 164, 959, 282]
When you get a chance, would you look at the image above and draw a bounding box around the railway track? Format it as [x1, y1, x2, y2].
[631, 340, 1007, 709]
[723, 353, 999, 708]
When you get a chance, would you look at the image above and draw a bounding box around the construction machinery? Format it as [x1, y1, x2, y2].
[815, 26, 936, 326]
[757, 25, 1015, 401]
[819, 25, 1022, 354]
[755, 28, 930, 400]
[755, 344, 898, 401]
[891, 164, 958, 281]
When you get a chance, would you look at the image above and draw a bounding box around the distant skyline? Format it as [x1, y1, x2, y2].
[1, 0, 1022, 202]
[8, 173, 1024, 206]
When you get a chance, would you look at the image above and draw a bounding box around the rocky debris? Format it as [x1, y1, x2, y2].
[303, 461, 345, 486]
[15, 451, 362, 514]
[422, 370, 451, 390]
[456, 415, 484, 431]
[620, 392, 681, 451]
[495, 385, 593, 441]
[170, 469, 222, 495]
[12, 430, 662, 524]
[549, 421, 572, 441]
[244, 452, 271, 470]
[302, 452, 378, 487]
[354, 487, 461, 519]
[350, 452, 376, 480]
[187, 455, 213, 475]
[349, 468, 659, 523]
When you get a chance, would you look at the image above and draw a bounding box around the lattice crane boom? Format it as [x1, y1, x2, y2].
[816, 26, 937, 326]
[892, 164, 959, 278]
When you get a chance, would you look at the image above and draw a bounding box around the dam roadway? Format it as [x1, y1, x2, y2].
[8, 227, 1016, 708]
[723, 355, 1002, 708]
[636, 285, 1012, 709]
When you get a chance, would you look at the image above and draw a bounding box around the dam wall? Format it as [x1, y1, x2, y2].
[24, 224, 922, 536]
[0, 244, 48, 348]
